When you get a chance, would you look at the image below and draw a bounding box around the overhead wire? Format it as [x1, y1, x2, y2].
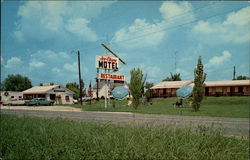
[110, 6, 246, 45]
[79, 5, 246, 54]
[117, 1, 219, 35]
[78, 2, 220, 53]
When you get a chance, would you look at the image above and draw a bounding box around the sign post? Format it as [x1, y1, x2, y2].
[97, 44, 126, 108]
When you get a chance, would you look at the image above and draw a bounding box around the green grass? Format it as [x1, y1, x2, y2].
[72, 97, 249, 118]
[0, 114, 248, 160]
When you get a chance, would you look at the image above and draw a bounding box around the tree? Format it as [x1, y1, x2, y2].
[66, 80, 85, 99]
[145, 82, 154, 90]
[192, 56, 206, 112]
[144, 82, 154, 103]
[2, 74, 32, 91]
[236, 75, 250, 80]
[129, 68, 143, 109]
[0, 82, 4, 91]
[162, 72, 181, 81]
[66, 82, 80, 99]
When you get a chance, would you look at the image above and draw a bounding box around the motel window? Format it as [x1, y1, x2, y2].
[65, 96, 70, 102]
[246, 87, 250, 92]
[222, 88, 227, 95]
[212, 88, 216, 94]
[11, 96, 14, 99]
[172, 90, 175, 95]
[19, 96, 22, 99]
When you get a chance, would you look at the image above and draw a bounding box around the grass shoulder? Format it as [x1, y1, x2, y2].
[0, 114, 248, 160]
[70, 96, 249, 118]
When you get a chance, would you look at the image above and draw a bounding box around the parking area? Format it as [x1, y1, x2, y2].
[0, 105, 82, 112]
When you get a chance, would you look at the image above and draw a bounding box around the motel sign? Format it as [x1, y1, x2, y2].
[96, 55, 119, 70]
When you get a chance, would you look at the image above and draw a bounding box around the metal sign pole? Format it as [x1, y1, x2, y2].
[96, 68, 99, 101]
[108, 70, 110, 107]
[100, 43, 126, 108]
[104, 69, 107, 108]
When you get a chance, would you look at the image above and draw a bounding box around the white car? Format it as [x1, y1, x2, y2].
[73, 99, 78, 104]
[3, 98, 27, 106]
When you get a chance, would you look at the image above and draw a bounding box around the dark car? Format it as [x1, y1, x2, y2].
[25, 98, 54, 106]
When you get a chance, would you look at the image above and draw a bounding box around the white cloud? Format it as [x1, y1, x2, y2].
[52, 67, 60, 73]
[111, 18, 166, 49]
[5, 57, 23, 69]
[29, 60, 45, 68]
[2, 49, 87, 85]
[111, 1, 194, 50]
[13, 1, 114, 42]
[137, 63, 162, 83]
[64, 62, 78, 72]
[31, 50, 68, 61]
[13, 30, 24, 42]
[206, 51, 232, 68]
[58, 52, 70, 59]
[192, 6, 250, 44]
[159, 1, 194, 23]
[223, 7, 250, 26]
[65, 18, 98, 41]
[176, 68, 191, 78]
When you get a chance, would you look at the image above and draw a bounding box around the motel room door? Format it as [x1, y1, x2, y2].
[230, 87, 235, 96]
[205, 88, 209, 96]
[163, 89, 167, 98]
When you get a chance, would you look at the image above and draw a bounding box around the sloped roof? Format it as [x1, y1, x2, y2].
[23, 85, 74, 94]
[204, 80, 250, 87]
[151, 80, 250, 89]
[151, 81, 193, 89]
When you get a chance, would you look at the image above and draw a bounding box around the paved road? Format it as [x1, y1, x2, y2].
[1, 109, 249, 136]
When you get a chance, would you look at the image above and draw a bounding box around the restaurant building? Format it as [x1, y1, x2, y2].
[151, 80, 250, 98]
[23, 83, 74, 104]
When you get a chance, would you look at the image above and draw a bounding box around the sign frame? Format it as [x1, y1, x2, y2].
[96, 55, 119, 70]
[98, 73, 125, 81]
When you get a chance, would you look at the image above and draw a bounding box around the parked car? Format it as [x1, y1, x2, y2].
[25, 98, 54, 106]
[81, 97, 93, 102]
[73, 99, 78, 104]
[3, 98, 27, 106]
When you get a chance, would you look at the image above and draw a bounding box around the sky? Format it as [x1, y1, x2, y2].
[1, 1, 250, 88]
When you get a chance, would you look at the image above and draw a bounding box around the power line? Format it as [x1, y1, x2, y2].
[76, 2, 219, 53]
[79, 6, 246, 54]
[111, 6, 246, 45]
[117, 2, 219, 35]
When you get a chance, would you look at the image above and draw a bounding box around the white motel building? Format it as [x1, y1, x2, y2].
[22, 83, 74, 104]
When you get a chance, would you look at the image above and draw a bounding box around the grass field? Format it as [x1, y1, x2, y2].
[72, 97, 249, 118]
[0, 114, 248, 160]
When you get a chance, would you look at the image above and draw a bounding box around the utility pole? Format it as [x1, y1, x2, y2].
[72, 50, 83, 105]
[233, 66, 236, 80]
[78, 51, 83, 105]
[96, 68, 99, 101]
